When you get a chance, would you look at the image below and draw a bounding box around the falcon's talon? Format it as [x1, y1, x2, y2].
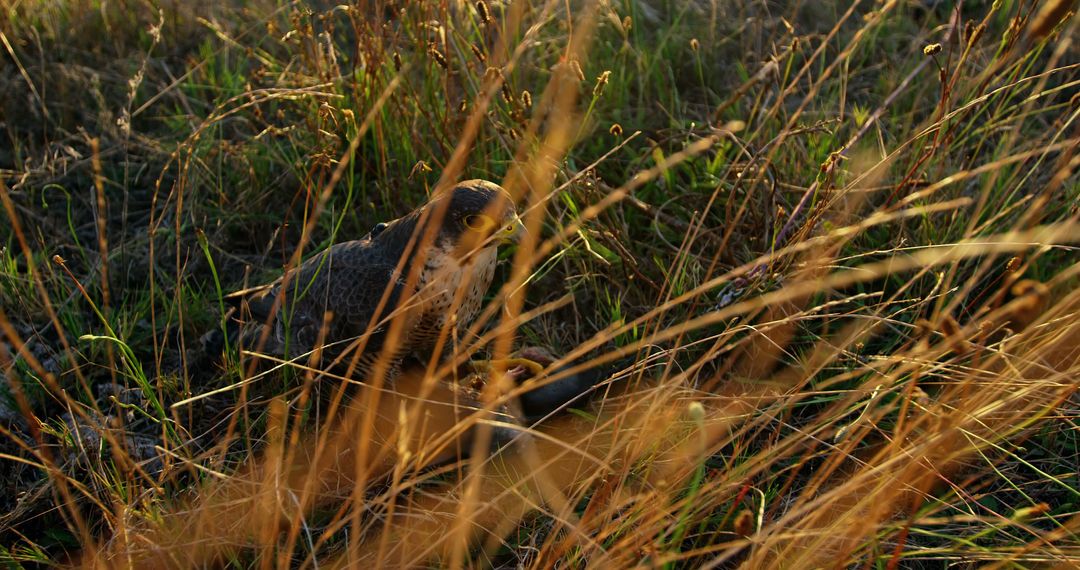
[468, 358, 546, 379]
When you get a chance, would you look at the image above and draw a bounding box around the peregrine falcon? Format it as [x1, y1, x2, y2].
[223, 180, 523, 379]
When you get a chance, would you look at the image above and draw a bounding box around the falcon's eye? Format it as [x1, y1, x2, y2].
[463, 214, 495, 232]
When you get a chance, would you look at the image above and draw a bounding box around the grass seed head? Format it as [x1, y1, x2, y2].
[733, 509, 755, 537]
[593, 70, 611, 97]
[1007, 280, 1051, 332]
[569, 59, 585, 82]
[476, 1, 491, 25]
[940, 314, 962, 339]
[471, 43, 487, 63]
[429, 45, 448, 69]
[1005, 256, 1022, 273]
[1012, 503, 1052, 522]
[1011, 279, 1049, 299]
[968, 22, 986, 46]
[687, 401, 705, 423]
[411, 160, 432, 177]
[914, 318, 934, 339]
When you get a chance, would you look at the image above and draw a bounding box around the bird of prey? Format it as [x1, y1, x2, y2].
[222, 179, 524, 380]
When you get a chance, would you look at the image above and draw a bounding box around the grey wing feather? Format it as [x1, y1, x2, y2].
[224, 239, 410, 361]
[279, 241, 407, 356]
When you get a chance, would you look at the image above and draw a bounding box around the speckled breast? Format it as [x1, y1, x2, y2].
[410, 246, 499, 355]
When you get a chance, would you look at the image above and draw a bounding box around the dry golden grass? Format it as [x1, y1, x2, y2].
[1, 0, 1078, 568]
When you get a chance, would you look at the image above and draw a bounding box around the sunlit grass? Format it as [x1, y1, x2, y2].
[1, 0, 1078, 567]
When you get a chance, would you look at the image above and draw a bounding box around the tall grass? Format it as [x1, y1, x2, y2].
[1, 0, 1078, 567]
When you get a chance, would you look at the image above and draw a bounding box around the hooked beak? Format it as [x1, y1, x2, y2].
[494, 215, 527, 245]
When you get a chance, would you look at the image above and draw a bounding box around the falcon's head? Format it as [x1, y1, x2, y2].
[375, 180, 524, 260]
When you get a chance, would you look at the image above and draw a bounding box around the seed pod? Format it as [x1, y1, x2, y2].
[520, 90, 532, 109]
[923, 43, 942, 56]
[609, 123, 623, 136]
[690, 38, 700, 52]
[392, 51, 402, 71]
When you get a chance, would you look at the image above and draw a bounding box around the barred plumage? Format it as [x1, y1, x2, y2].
[225, 180, 522, 380]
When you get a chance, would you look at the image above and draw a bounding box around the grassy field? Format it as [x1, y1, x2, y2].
[1, 0, 1078, 567]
